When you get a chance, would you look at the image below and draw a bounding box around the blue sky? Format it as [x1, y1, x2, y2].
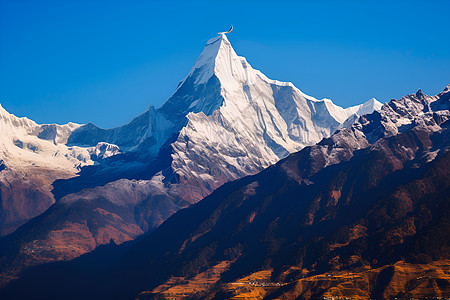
[1, 0, 449, 128]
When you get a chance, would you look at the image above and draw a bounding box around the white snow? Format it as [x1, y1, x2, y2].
[88, 142, 122, 160]
[0, 33, 385, 210]
[167, 34, 383, 195]
[0, 104, 92, 173]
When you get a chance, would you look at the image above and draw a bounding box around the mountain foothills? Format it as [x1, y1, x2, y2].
[1, 81, 449, 299]
[0, 34, 381, 282]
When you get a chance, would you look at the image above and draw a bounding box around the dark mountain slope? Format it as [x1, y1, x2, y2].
[1, 86, 449, 299]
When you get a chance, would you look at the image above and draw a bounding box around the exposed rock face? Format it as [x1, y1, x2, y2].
[1, 85, 448, 299]
[0, 168, 66, 237]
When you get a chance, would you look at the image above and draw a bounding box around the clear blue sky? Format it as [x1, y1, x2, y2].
[1, 0, 449, 128]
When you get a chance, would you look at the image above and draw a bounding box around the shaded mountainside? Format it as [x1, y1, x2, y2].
[0, 33, 381, 282]
[1, 86, 449, 299]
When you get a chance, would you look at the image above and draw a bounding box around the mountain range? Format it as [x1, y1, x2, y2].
[1, 33, 448, 299]
[1, 80, 449, 300]
[0, 34, 381, 284]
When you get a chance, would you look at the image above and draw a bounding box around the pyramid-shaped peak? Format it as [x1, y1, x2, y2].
[184, 34, 241, 86]
[202, 34, 233, 60]
[364, 98, 383, 107]
[206, 33, 230, 45]
[357, 98, 383, 115]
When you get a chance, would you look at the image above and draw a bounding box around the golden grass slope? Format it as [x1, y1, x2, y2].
[142, 260, 450, 299]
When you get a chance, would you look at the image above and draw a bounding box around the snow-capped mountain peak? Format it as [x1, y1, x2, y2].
[0, 33, 384, 240]
[184, 34, 226, 86]
[67, 34, 384, 204]
[162, 35, 384, 202]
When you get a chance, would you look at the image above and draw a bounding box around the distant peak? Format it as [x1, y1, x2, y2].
[364, 98, 382, 106]
[443, 83, 450, 93]
[415, 88, 427, 99]
[145, 103, 156, 112]
[0, 103, 13, 117]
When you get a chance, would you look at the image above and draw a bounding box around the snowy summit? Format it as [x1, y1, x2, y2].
[0, 33, 382, 236]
